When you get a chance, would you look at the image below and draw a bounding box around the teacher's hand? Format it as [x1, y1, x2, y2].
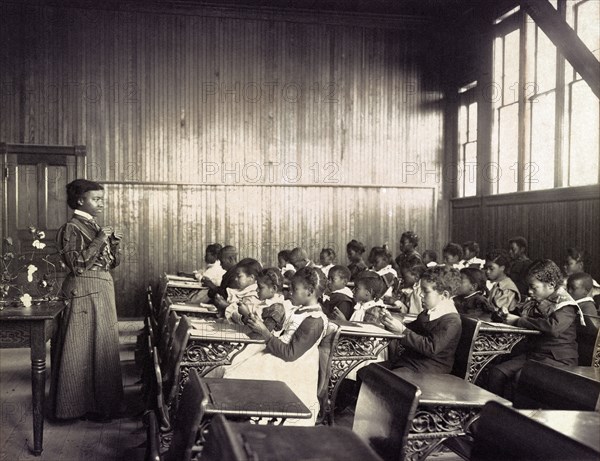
[111, 230, 124, 241]
[99, 226, 113, 241]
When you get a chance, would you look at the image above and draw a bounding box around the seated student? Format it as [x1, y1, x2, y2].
[380, 265, 463, 374]
[454, 268, 502, 322]
[222, 266, 329, 425]
[214, 258, 262, 323]
[322, 265, 354, 321]
[193, 243, 225, 286]
[508, 236, 532, 299]
[289, 247, 316, 271]
[564, 247, 600, 299]
[205, 245, 238, 300]
[485, 249, 521, 316]
[488, 259, 583, 399]
[422, 249, 438, 268]
[443, 242, 464, 269]
[386, 261, 426, 314]
[461, 241, 485, 269]
[256, 267, 294, 322]
[347, 239, 367, 281]
[349, 271, 388, 324]
[316, 248, 336, 277]
[395, 230, 422, 269]
[368, 246, 399, 299]
[567, 272, 598, 316]
[277, 249, 295, 277]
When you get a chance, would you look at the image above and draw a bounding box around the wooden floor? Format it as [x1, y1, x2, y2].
[0, 321, 146, 461]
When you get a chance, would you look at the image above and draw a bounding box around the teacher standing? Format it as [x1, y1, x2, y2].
[50, 179, 123, 422]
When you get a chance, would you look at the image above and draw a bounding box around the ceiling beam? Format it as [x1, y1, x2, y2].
[521, 0, 600, 99]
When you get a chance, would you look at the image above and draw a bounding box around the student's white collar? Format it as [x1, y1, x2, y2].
[426, 298, 458, 321]
[376, 265, 397, 277]
[354, 299, 385, 311]
[576, 296, 595, 304]
[74, 209, 94, 221]
[332, 287, 353, 298]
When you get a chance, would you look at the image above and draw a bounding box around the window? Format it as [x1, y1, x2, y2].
[475, 0, 599, 197]
[457, 83, 478, 197]
[564, 0, 600, 187]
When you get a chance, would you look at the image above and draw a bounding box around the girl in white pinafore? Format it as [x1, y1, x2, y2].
[223, 266, 328, 426]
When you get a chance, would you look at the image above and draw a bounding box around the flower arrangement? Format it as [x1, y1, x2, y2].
[0, 227, 62, 309]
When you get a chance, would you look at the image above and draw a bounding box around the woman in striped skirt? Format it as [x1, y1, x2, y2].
[50, 179, 123, 422]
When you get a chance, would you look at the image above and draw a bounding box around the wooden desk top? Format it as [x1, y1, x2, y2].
[546, 364, 600, 383]
[393, 369, 512, 407]
[519, 409, 600, 453]
[169, 301, 218, 316]
[333, 319, 404, 339]
[213, 418, 383, 460]
[203, 378, 311, 419]
[189, 319, 265, 343]
[0, 301, 66, 321]
[478, 321, 541, 335]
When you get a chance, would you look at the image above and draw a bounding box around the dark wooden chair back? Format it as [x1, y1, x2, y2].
[578, 314, 600, 366]
[471, 401, 599, 460]
[143, 410, 161, 461]
[199, 414, 256, 461]
[152, 346, 171, 432]
[451, 315, 481, 380]
[317, 321, 341, 423]
[159, 310, 181, 367]
[514, 360, 600, 411]
[164, 368, 207, 461]
[163, 315, 192, 410]
[354, 363, 421, 461]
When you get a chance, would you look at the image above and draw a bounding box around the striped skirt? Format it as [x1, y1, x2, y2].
[49, 270, 123, 419]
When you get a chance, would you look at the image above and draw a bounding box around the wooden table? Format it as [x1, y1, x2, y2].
[158, 273, 205, 305]
[326, 320, 403, 424]
[468, 321, 540, 384]
[166, 297, 219, 319]
[518, 409, 600, 454]
[178, 319, 266, 391]
[201, 414, 384, 461]
[0, 302, 66, 456]
[393, 368, 512, 461]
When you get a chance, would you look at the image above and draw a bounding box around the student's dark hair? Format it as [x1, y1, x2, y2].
[346, 239, 366, 254]
[320, 248, 336, 259]
[206, 243, 223, 255]
[462, 241, 480, 257]
[257, 268, 284, 292]
[235, 258, 263, 279]
[567, 272, 593, 293]
[460, 268, 489, 296]
[527, 259, 564, 287]
[328, 265, 351, 281]
[422, 249, 437, 262]
[293, 266, 327, 297]
[485, 249, 512, 272]
[219, 245, 237, 260]
[66, 179, 104, 210]
[368, 246, 392, 265]
[400, 231, 419, 247]
[355, 271, 387, 300]
[421, 265, 462, 296]
[566, 247, 585, 263]
[278, 249, 292, 262]
[443, 242, 464, 260]
[508, 236, 528, 252]
[401, 263, 427, 279]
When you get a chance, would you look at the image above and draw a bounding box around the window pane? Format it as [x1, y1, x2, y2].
[536, 28, 556, 93]
[498, 103, 519, 193]
[464, 142, 477, 197]
[569, 81, 600, 186]
[577, 1, 600, 60]
[468, 102, 478, 142]
[504, 30, 520, 105]
[529, 92, 556, 190]
[459, 104, 468, 145]
[493, 36, 504, 107]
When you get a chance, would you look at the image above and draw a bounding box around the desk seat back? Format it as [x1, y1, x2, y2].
[471, 401, 599, 460]
[317, 322, 341, 418]
[165, 368, 206, 461]
[514, 360, 600, 411]
[354, 364, 421, 461]
[163, 315, 192, 410]
[159, 311, 180, 367]
[451, 315, 481, 380]
[578, 314, 600, 366]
